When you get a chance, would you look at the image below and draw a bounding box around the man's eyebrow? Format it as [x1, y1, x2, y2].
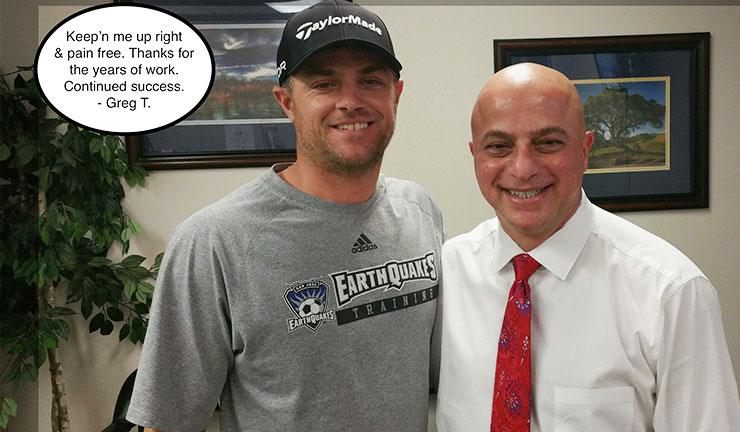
[481, 130, 515, 141]
[359, 64, 387, 75]
[302, 68, 335, 78]
[531, 126, 568, 139]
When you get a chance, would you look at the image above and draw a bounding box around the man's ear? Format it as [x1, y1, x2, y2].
[394, 79, 404, 106]
[273, 86, 295, 122]
[582, 130, 595, 172]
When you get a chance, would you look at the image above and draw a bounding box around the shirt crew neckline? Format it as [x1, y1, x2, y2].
[265, 163, 385, 215]
[491, 189, 595, 281]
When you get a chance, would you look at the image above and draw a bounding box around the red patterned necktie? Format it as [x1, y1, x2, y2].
[491, 253, 540, 432]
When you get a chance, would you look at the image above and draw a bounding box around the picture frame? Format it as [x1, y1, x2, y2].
[125, 0, 297, 169]
[494, 33, 709, 212]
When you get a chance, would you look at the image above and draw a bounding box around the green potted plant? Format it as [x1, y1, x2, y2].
[0, 67, 161, 432]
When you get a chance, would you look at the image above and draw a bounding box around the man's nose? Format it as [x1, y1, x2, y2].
[336, 84, 364, 112]
[509, 145, 539, 181]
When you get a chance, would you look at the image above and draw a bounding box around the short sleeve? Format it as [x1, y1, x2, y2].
[126, 219, 234, 431]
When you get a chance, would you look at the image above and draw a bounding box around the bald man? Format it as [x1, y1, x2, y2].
[435, 63, 740, 431]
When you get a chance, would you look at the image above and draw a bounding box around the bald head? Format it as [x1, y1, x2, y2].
[471, 63, 586, 142]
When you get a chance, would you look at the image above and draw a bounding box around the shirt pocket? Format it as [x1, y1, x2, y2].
[554, 386, 634, 432]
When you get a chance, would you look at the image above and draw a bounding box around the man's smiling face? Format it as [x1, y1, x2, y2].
[274, 46, 402, 176]
[469, 64, 593, 251]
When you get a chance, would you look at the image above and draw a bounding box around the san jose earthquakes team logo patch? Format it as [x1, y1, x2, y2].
[283, 279, 336, 332]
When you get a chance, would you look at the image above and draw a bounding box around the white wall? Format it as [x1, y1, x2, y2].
[6, 4, 740, 431]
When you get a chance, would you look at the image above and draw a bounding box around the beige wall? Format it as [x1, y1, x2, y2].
[1, 2, 738, 431]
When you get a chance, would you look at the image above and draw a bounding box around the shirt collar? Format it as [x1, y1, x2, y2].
[491, 190, 594, 281]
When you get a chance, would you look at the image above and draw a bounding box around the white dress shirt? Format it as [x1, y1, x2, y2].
[436, 192, 740, 431]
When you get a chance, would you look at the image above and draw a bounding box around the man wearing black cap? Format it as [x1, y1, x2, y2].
[127, 1, 444, 431]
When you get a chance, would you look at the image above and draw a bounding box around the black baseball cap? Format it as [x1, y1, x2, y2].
[276, 0, 402, 86]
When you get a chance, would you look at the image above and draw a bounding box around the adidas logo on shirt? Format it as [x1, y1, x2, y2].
[351, 233, 377, 253]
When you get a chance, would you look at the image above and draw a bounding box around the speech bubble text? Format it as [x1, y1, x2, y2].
[35, 4, 215, 135]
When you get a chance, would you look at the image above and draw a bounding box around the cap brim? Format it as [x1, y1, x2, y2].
[283, 39, 402, 84]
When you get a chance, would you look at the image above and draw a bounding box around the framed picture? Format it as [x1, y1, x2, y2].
[495, 33, 709, 212]
[125, 0, 297, 169]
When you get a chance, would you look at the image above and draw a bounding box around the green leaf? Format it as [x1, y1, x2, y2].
[115, 147, 128, 161]
[120, 255, 145, 269]
[49, 307, 76, 317]
[40, 226, 50, 245]
[0, 144, 11, 161]
[134, 303, 149, 315]
[61, 221, 75, 242]
[43, 248, 58, 282]
[119, 324, 130, 341]
[113, 158, 126, 176]
[88, 256, 111, 267]
[121, 227, 132, 242]
[154, 252, 164, 269]
[0, 411, 9, 429]
[61, 147, 78, 167]
[54, 319, 70, 341]
[135, 289, 148, 304]
[137, 281, 154, 295]
[107, 307, 124, 322]
[3, 397, 18, 416]
[20, 362, 38, 382]
[89, 138, 103, 154]
[89, 312, 105, 333]
[14, 258, 37, 280]
[100, 144, 112, 163]
[36, 256, 48, 286]
[100, 320, 114, 336]
[35, 345, 48, 368]
[65, 287, 83, 303]
[47, 206, 60, 229]
[133, 165, 149, 182]
[126, 266, 149, 279]
[104, 135, 119, 149]
[13, 144, 35, 167]
[123, 169, 135, 187]
[38, 331, 58, 349]
[13, 73, 27, 89]
[81, 299, 93, 320]
[129, 219, 142, 235]
[130, 325, 145, 344]
[123, 280, 137, 299]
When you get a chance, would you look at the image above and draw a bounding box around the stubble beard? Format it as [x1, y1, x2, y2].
[299, 116, 396, 177]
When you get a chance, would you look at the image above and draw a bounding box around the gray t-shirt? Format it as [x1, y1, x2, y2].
[127, 165, 445, 431]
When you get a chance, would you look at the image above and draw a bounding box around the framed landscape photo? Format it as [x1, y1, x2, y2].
[495, 33, 709, 212]
[125, 0, 297, 169]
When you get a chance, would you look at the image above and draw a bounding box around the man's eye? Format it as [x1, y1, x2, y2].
[483, 143, 511, 156]
[538, 139, 564, 152]
[313, 82, 332, 89]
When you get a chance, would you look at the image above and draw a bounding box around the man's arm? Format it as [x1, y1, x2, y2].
[653, 277, 740, 430]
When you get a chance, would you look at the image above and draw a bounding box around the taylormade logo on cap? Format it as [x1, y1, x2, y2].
[295, 14, 383, 41]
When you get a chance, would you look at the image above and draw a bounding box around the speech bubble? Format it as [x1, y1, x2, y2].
[34, 4, 215, 135]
